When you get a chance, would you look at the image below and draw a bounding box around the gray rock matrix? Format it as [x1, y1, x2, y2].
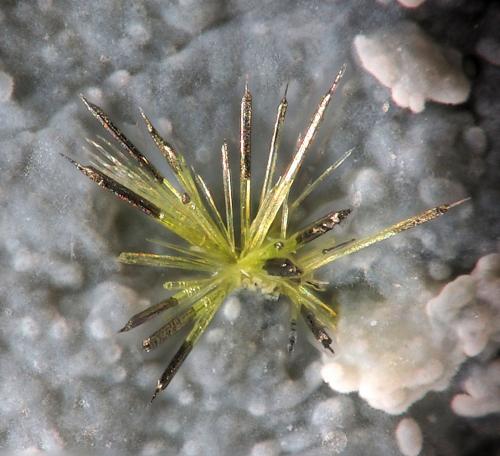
[1, 0, 499, 455]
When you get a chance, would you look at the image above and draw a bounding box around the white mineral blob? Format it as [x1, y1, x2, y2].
[427, 253, 500, 358]
[395, 418, 423, 456]
[354, 22, 470, 112]
[0, 70, 14, 102]
[377, 0, 426, 7]
[397, 0, 425, 8]
[106, 69, 131, 88]
[451, 360, 500, 417]
[222, 295, 241, 321]
[250, 439, 280, 456]
[462, 126, 488, 155]
[322, 253, 500, 415]
[351, 167, 388, 206]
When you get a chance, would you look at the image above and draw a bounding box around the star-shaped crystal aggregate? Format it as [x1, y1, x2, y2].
[64, 65, 468, 401]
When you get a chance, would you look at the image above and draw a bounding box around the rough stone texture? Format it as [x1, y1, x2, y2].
[1, 0, 499, 455]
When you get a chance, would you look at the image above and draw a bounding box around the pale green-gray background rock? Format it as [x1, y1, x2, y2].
[1, 0, 499, 455]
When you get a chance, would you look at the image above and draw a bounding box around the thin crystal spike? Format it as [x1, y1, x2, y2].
[74, 142, 226, 255]
[146, 238, 218, 262]
[151, 288, 225, 401]
[300, 285, 337, 318]
[160, 178, 185, 204]
[195, 173, 233, 249]
[118, 252, 215, 272]
[300, 306, 335, 354]
[76, 165, 214, 252]
[290, 147, 354, 211]
[151, 340, 192, 403]
[282, 65, 345, 180]
[61, 155, 163, 218]
[143, 280, 225, 352]
[146, 238, 197, 256]
[246, 64, 346, 253]
[281, 281, 337, 327]
[221, 141, 235, 249]
[143, 306, 196, 352]
[305, 199, 471, 270]
[303, 198, 470, 271]
[304, 279, 329, 292]
[140, 109, 208, 219]
[118, 280, 211, 334]
[139, 109, 182, 174]
[80, 96, 163, 181]
[294, 209, 351, 246]
[281, 195, 289, 239]
[82, 141, 174, 209]
[288, 303, 299, 353]
[163, 278, 210, 291]
[322, 238, 356, 254]
[86, 136, 154, 186]
[139, 115, 216, 234]
[118, 296, 181, 333]
[188, 166, 233, 252]
[260, 87, 288, 205]
[240, 83, 252, 247]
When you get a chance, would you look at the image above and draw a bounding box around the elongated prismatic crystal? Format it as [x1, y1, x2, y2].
[65, 65, 469, 401]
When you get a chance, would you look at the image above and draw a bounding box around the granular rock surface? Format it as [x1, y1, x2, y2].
[1, 1, 499, 455]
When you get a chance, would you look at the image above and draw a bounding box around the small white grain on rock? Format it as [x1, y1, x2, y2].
[222, 295, 241, 321]
[0, 70, 14, 102]
[395, 418, 423, 456]
[397, 0, 425, 8]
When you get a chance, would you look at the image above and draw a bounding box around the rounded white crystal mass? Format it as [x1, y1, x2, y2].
[395, 418, 423, 456]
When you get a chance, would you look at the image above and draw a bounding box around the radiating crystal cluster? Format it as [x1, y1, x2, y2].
[66, 65, 467, 401]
